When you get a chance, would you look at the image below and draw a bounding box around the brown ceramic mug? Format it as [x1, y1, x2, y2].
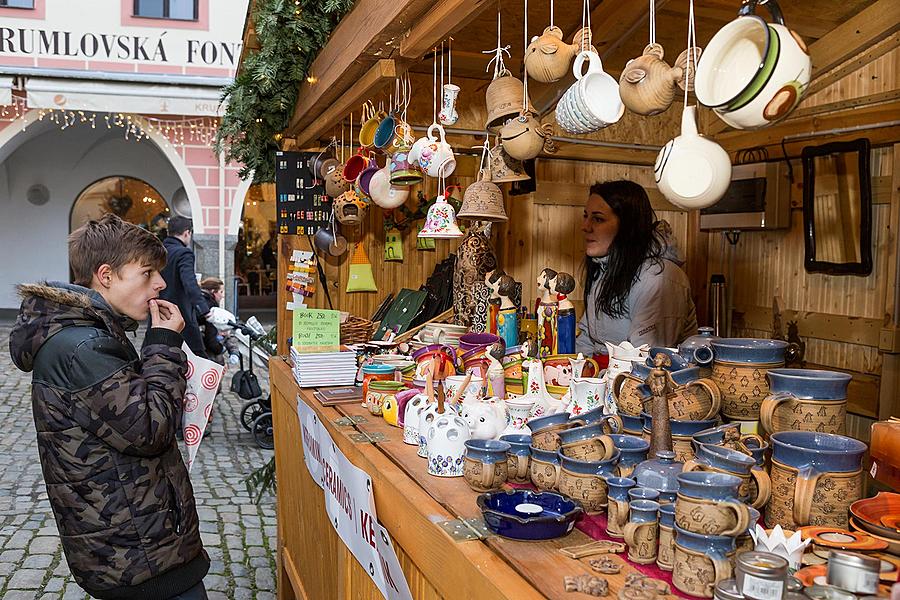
[560, 434, 616, 462]
[657, 524, 675, 571]
[675, 493, 751, 536]
[529, 449, 561, 491]
[664, 378, 721, 421]
[557, 467, 609, 514]
[672, 541, 734, 599]
[607, 497, 629, 539]
[613, 372, 645, 416]
[759, 394, 846, 436]
[506, 453, 530, 483]
[713, 360, 783, 420]
[622, 499, 660, 565]
[463, 456, 507, 492]
[531, 421, 582, 452]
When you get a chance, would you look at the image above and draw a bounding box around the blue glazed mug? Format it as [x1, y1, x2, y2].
[658, 502, 677, 571]
[760, 368, 851, 436]
[529, 446, 562, 491]
[672, 524, 736, 598]
[609, 434, 650, 478]
[605, 476, 635, 539]
[464, 439, 511, 492]
[765, 431, 866, 530]
[711, 337, 795, 421]
[675, 471, 751, 536]
[556, 449, 620, 514]
[527, 412, 583, 452]
[683, 442, 770, 510]
[558, 423, 617, 462]
[500, 434, 531, 483]
[624, 499, 660, 564]
[692, 423, 766, 462]
[637, 366, 721, 421]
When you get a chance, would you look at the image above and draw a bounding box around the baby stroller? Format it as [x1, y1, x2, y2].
[218, 315, 275, 450]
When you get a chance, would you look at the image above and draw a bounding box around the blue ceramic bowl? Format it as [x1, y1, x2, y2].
[605, 476, 636, 501]
[647, 347, 690, 371]
[465, 439, 511, 463]
[610, 434, 650, 471]
[527, 412, 572, 434]
[674, 523, 736, 559]
[676, 471, 743, 501]
[770, 431, 867, 474]
[693, 443, 755, 474]
[500, 434, 532, 456]
[641, 412, 719, 437]
[558, 449, 620, 477]
[477, 489, 584, 540]
[659, 502, 676, 528]
[530, 446, 561, 465]
[362, 363, 396, 375]
[767, 368, 852, 400]
[710, 338, 789, 364]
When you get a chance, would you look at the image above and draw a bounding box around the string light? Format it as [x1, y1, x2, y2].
[1, 93, 220, 148]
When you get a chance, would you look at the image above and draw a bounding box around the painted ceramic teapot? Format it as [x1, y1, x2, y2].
[566, 377, 608, 417]
[499, 111, 557, 161]
[522, 356, 566, 418]
[619, 43, 696, 116]
[460, 399, 507, 441]
[524, 26, 592, 84]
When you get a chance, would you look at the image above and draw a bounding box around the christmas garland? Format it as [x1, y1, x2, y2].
[215, 0, 355, 183]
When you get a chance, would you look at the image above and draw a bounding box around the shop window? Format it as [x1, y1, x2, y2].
[0, 0, 35, 8]
[133, 0, 197, 20]
[71, 176, 170, 239]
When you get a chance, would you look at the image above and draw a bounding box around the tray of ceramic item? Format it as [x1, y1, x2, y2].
[476, 489, 583, 540]
[849, 492, 900, 541]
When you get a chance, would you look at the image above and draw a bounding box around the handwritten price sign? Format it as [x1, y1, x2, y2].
[293, 308, 340, 353]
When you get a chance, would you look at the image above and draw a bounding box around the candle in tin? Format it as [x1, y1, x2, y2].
[736, 551, 789, 600]
[826, 551, 880, 595]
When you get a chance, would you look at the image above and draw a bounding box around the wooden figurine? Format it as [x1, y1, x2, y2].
[536, 268, 559, 358]
[647, 353, 675, 457]
[554, 272, 577, 355]
[564, 574, 609, 597]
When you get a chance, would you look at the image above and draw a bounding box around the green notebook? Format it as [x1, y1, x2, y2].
[375, 288, 428, 340]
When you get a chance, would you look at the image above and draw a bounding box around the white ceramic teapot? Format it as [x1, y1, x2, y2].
[460, 399, 507, 441]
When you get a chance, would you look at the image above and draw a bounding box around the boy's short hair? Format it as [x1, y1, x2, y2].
[168, 216, 193, 237]
[69, 214, 167, 286]
[200, 277, 224, 293]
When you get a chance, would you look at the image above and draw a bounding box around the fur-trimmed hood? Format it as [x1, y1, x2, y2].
[9, 282, 136, 372]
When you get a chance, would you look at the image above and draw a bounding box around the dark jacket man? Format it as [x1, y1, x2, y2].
[9, 282, 208, 599]
[160, 231, 207, 358]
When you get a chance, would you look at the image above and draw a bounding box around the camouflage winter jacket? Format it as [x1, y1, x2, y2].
[8, 283, 209, 600]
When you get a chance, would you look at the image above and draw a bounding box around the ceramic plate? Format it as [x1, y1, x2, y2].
[800, 526, 889, 551]
[850, 492, 900, 541]
[795, 565, 827, 587]
[871, 552, 900, 581]
[849, 517, 900, 556]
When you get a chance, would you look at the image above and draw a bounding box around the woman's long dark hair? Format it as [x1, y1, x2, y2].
[584, 180, 665, 319]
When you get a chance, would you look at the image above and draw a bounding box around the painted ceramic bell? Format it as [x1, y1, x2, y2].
[524, 26, 590, 84]
[619, 44, 696, 116]
[418, 195, 463, 239]
[485, 69, 529, 131]
[500, 111, 556, 161]
[458, 168, 507, 222]
[489, 144, 531, 183]
[333, 189, 369, 226]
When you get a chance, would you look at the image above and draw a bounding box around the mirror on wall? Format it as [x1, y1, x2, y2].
[802, 138, 873, 276]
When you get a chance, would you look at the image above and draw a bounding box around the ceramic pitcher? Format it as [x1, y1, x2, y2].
[566, 377, 607, 417]
[604, 341, 649, 412]
[759, 368, 850, 435]
[765, 431, 866, 530]
[711, 338, 791, 421]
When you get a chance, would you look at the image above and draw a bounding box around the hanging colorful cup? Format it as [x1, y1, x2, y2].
[390, 142, 424, 186]
[357, 161, 381, 197]
[373, 113, 398, 150]
[343, 148, 372, 182]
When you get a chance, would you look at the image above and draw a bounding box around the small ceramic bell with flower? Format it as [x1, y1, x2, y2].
[418, 179, 463, 239]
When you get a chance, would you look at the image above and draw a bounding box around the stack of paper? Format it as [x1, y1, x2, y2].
[290, 346, 359, 388]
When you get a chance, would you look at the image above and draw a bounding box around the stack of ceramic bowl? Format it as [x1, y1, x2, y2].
[849, 492, 900, 555]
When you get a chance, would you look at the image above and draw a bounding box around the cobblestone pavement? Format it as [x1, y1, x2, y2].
[0, 322, 277, 600]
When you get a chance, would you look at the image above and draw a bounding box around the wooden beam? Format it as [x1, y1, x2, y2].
[399, 0, 494, 60]
[708, 0, 900, 136]
[805, 31, 900, 97]
[733, 304, 882, 348]
[788, 90, 900, 121]
[286, 0, 432, 136]
[294, 60, 397, 149]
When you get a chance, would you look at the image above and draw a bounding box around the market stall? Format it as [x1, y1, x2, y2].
[227, 0, 900, 598]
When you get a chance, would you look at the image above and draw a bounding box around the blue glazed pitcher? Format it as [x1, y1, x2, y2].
[759, 368, 850, 436]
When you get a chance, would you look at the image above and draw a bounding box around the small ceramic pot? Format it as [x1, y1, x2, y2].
[760, 368, 850, 436]
[711, 338, 791, 421]
[672, 525, 736, 598]
[609, 434, 651, 478]
[558, 423, 617, 462]
[426, 414, 470, 477]
[613, 370, 647, 416]
[365, 380, 406, 417]
[624, 499, 660, 564]
[500, 434, 532, 483]
[362, 363, 396, 402]
[657, 502, 677, 571]
[412, 344, 457, 381]
[524, 25, 579, 83]
[683, 443, 771, 509]
[675, 471, 751, 536]
[557, 450, 619, 514]
[463, 439, 510, 492]
[605, 476, 636, 539]
[459, 332, 500, 354]
[619, 412, 644, 436]
[765, 431, 866, 530]
[529, 446, 561, 491]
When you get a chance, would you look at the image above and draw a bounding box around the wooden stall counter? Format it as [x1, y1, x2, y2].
[271, 357, 677, 600]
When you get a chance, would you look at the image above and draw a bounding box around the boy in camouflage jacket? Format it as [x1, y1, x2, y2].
[9, 215, 209, 600]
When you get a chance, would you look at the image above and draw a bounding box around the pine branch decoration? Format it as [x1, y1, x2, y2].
[215, 0, 355, 183]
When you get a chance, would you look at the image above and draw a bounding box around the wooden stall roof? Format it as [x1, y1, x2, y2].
[238, 0, 899, 162]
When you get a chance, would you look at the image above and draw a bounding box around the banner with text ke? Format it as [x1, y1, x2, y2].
[297, 397, 413, 600]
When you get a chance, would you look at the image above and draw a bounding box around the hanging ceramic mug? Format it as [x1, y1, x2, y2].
[359, 103, 384, 148]
[556, 50, 624, 134]
[369, 165, 410, 209]
[373, 112, 398, 150]
[417, 124, 456, 178]
[389, 142, 424, 187]
[654, 106, 731, 210]
[694, 0, 811, 130]
[408, 127, 436, 166]
[342, 148, 373, 182]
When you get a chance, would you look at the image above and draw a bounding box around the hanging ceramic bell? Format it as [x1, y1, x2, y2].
[500, 111, 557, 161]
[485, 69, 530, 132]
[347, 243, 377, 293]
[458, 168, 507, 222]
[384, 228, 404, 262]
[333, 189, 369, 226]
[489, 144, 531, 183]
[418, 195, 463, 239]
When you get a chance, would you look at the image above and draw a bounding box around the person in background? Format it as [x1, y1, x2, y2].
[198, 277, 240, 366]
[9, 214, 209, 600]
[161, 216, 210, 358]
[576, 180, 697, 357]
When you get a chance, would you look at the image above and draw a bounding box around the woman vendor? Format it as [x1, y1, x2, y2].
[575, 180, 698, 356]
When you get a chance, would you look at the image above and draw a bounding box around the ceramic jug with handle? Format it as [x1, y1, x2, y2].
[604, 341, 649, 412]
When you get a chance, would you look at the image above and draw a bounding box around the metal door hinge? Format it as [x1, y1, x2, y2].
[349, 431, 387, 443]
[334, 415, 367, 426]
[437, 518, 491, 541]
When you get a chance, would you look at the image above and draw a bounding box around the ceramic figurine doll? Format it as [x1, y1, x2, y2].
[485, 340, 507, 399]
[555, 272, 577, 355]
[536, 268, 559, 358]
[647, 353, 675, 457]
[485, 269, 505, 336]
[496, 274, 519, 349]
